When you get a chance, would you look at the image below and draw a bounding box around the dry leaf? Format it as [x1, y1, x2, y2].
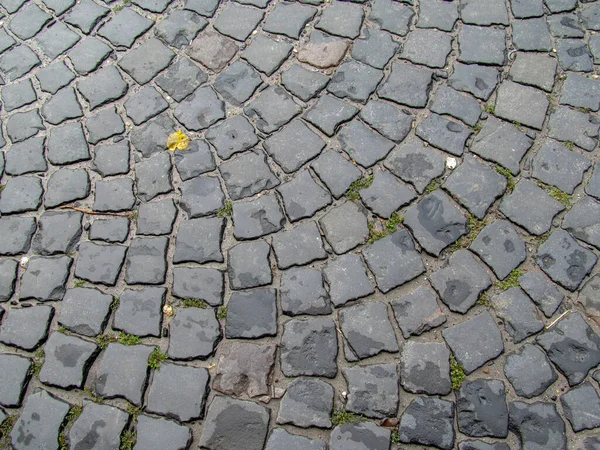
[379, 418, 399, 427]
[167, 130, 190, 151]
[163, 304, 174, 317]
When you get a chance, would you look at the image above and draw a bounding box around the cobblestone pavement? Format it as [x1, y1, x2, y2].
[1, 0, 600, 448]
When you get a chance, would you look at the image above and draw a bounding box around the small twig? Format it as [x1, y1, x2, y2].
[545, 310, 572, 330]
[59, 205, 132, 217]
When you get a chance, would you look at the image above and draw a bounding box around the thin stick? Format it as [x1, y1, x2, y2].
[59, 205, 132, 217]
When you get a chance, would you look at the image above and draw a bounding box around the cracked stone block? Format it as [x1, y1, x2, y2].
[560, 72, 600, 111]
[264, 119, 325, 173]
[312, 149, 361, 198]
[58, 288, 112, 337]
[187, 30, 238, 71]
[400, 341, 451, 395]
[1, 78, 36, 112]
[277, 377, 333, 428]
[35, 61, 76, 94]
[327, 60, 383, 104]
[297, 30, 349, 69]
[245, 86, 301, 133]
[214, 2, 263, 41]
[402, 28, 452, 68]
[156, 58, 207, 102]
[499, 180, 564, 235]
[378, 61, 433, 108]
[556, 38, 593, 72]
[533, 140, 590, 193]
[512, 18, 552, 51]
[20, 256, 72, 301]
[136, 199, 177, 236]
[0, 354, 31, 407]
[416, 113, 471, 156]
[68, 37, 112, 75]
[119, 38, 174, 85]
[272, 222, 327, 269]
[537, 230, 597, 291]
[173, 140, 215, 180]
[77, 65, 128, 110]
[0, 305, 53, 351]
[281, 317, 338, 377]
[324, 254, 374, 307]
[561, 382, 600, 431]
[114, 287, 165, 337]
[537, 312, 600, 385]
[93, 343, 153, 404]
[98, 7, 154, 48]
[303, 94, 358, 136]
[125, 86, 169, 125]
[448, 62, 500, 100]
[338, 119, 395, 167]
[399, 397, 455, 450]
[213, 342, 275, 397]
[359, 99, 413, 143]
[33, 211, 82, 256]
[75, 241, 127, 286]
[344, 364, 399, 419]
[493, 287, 544, 343]
[417, 0, 458, 30]
[155, 10, 207, 48]
[64, 0, 109, 34]
[363, 228, 425, 293]
[243, 34, 292, 76]
[0, 45, 40, 82]
[508, 401, 566, 450]
[0, 259, 18, 301]
[509, 52, 556, 92]
[494, 81, 549, 130]
[0, 175, 44, 213]
[35, 21, 80, 59]
[174, 86, 225, 132]
[134, 415, 192, 450]
[277, 170, 332, 222]
[443, 311, 504, 374]
[359, 169, 415, 219]
[180, 176, 223, 218]
[369, 0, 413, 36]
[316, 0, 363, 38]
[226, 288, 277, 339]
[563, 196, 600, 250]
[146, 362, 209, 422]
[266, 428, 326, 450]
[93, 142, 130, 177]
[168, 307, 221, 360]
[431, 86, 481, 126]
[281, 64, 328, 101]
[263, 2, 316, 39]
[47, 122, 90, 165]
[430, 249, 491, 314]
[519, 272, 563, 318]
[220, 150, 279, 200]
[0, 216, 36, 256]
[458, 25, 506, 65]
[548, 105, 600, 151]
[340, 301, 398, 361]
[69, 402, 128, 450]
[11, 390, 69, 450]
[319, 201, 368, 254]
[93, 178, 135, 212]
[504, 343, 557, 398]
[457, 379, 508, 438]
[232, 193, 285, 239]
[281, 267, 330, 316]
[8, 3, 51, 39]
[39, 332, 98, 389]
[205, 115, 257, 161]
[172, 267, 223, 306]
[135, 152, 173, 202]
[391, 285, 446, 338]
[470, 219, 526, 280]
[228, 240, 271, 290]
[199, 396, 270, 450]
[213, 61, 261, 107]
[173, 218, 225, 264]
[86, 107, 125, 144]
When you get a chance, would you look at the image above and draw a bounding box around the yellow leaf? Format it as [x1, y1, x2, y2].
[166, 130, 189, 150]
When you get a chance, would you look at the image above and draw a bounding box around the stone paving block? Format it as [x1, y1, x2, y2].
[537, 312, 600, 385]
[20, 256, 72, 301]
[155, 10, 207, 48]
[319, 201, 368, 254]
[548, 105, 600, 151]
[174, 86, 225, 132]
[0, 0, 24, 13]
[93, 178, 134, 212]
[391, 284, 446, 338]
[297, 30, 349, 69]
[400, 341, 451, 395]
[281, 64, 329, 101]
[64, 0, 109, 34]
[537, 230, 597, 291]
[98, 7, 154, 48]
[1, 78, 36, 112]
[0, 305, 53, 350]
[351, 27, 398, 69]
[180, 175, 223, 218]
[533, 140, 590, 194]
[556, 38, 593, 72]
[548, 12, 584, 37]
[312, 149, 361, 198]
[68, 37, 112, 75]
[0, 216, 36, 256]
[173, 217, 225, 264]
[430, 86, 481, 126]
[494, 81, 549, 130]
[563, 195, 600, 250]
[93, 142, 130, 176]
[499, 179, 564, 235]
[131, 0, 173, 12]
[277, 377, 333, 428]
[146, 362, 210, 421]
[359, 169, 415, 218]
[545, 0, 577, 13]
[316, 0, 364, 38]
[136, 198, 177, 236]
[214, 2, 264, 41]
[220, 150, 279, 201]
[458, 440, 511, 450]
[561, 73, 600, 111]
[264, 119, 325, 173]
[168, 307, 221, 359]
[512, 18, 552, 51]
[226, 288, 277, 338]
[85, 108, 125, 146]
[199, 396, 270, 450]
[378, 61, 433, 107]
[0, 259, 18, 301]
[457, 379, 508, 438]
[458, 25, 506, 65]
[582, 2, 600, 29]
[493, 287, 544, 343]
[125, 86, 169, 125]
[69, 402, 128, 449]
[281, 267, 331, 315]
[0, 175, 44, 213]
[0, 354, 31, 407]
[448, 63, 500, 101]
[590, 34, 600, 64]
[58, 287, 113, 337]
[417, 0, 458, 30]
[359, 99, 413, 143]
[303, 94, 358, 136]
[187, 29, 238, 71]
[93, 343, 153, 404]
[266, 428, 326, 450]
[0, 28, 14, 53]
[173, 139, 215, 180]
[6, 110, 45, 144]
[33, 211, 82, 256]
[327, 60, 383, 104]
[519, 271, 563, 318]
[243, 34, 292, 76]
[461, 0, 509, 25]
[338, 119, 395, 167]
[172, 267, 223, 307]
[263, 2, 316, 39]
[135, 152, 173, 201]
[39, 332, 99, 389]
[232, 193, 285, 239]
[369, 0, 414, 36]
[399, 396, 455, 450]
[228, 240, 271, 290]
[213, 60, 261, 107]
[119, 38, 175, 85]
[47, 122, 90, 166]
[75, 241, 127, 285]
[508, 401, 566, 450]
[277, 170, 331, 222]
[8, 3, 51, 39]
[156, 58, 208, 102]
[205, 115, 257, 160]
[323, 254, 374, 307]
[134, 415, 192, 450]
[77, 65, 128, 110]
[41, 87, 83, 125]
[344, 364, 399, 418]
[35, 21, 80, 59]
[504, 343, 557, 398]
[281, 317, 337, 377]
[402, 28, 452, 68]
[330, 422, 390, 450]
[443, 311, 504, 374]
[213, 341, 275, 397]
[416, 113, 471, 156]
[11, 390, 69, 450]
[131, 114, 176, 158]
[272, 221, 327, 269]
[560, 382, 600, 431]
[244, 85, 301, 133]
[509, 52, 556, 92]
[0, 45, 40, 82]
[114, 287, 165, 336]
[88, 214, 128, 243]
[35, 61, 76, 94]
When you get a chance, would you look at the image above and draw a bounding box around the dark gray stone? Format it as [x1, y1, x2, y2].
[399, 397, 455, 450]
[5, 137, 46, 175]
[264, 119, 325, 173]
[0, 354, 31, 407]
[40, 87, 83, 125]
[533, 140, 590, 193]
[509, 52, 556, 92]
[319, 201, 368, 254]
[0, 45, 40, 82]
[58, 288, 112, 337]
[323, 254, 374, 307]
[69, 402, 128, 449]
[458, 25, 506, 65]
[6, 110, 45, 144]
[403, 28, 453, 68]
[562, 196, 600, 250]
[155, 10, 207, 48]
[134, 415, 192, 450]
[312, 149, 361, 198]
[155, 58, 207, 102]
[213, 61, 261, 107]
[119, 38, 175, 85]
[548, 105, 600, 152]
[75, 241, 127, 285]
[493, 287, 544, 343]
[369, 0, 413, 35]
[508, 401, 566, 450]
[537, 312, 600, 385]
[86, 107, 125, 144]
[548, 12, 584, 37]
[93, 142, 130, 176]
[174, 86, 225, 132]
[561, 382, 600, 431]
[225, 288, 277, 339]
[277, 377, 333, 428]
[327, 60, 383, 104]
[97, 8, 154, 48]
[114, 287, 165, 336]
[131, 114, 175, 158]
[1, 78, 36, 112]
[77, 65, 128, 110]
[303, 94, 358, 136]
[93, 178, 134, 212]
[20, 256, 71, 301]
[0, 175, 43, 213]
[400, 341, 451, 395]
[186, 29, 238, 71]
[344, 364, 399, 418]
[173, 140, 215, 181]
[228, 240, 271, 290]
[125, 86, 169, 125]
[199, 396, 270, 450]
[180, 176, 223, 218]
[266, 429, 326, 450]
[34, 21, 80, 59]
[316, 0, 363, 38]
[281, 317, 338, 377]
[47, 122, 90, 165]
[352, 28, 398, 70]
[232, 193, 285, 239]
[359, 99, 413, 143]
[504, 343, 557, 398]
[281, 64, 329, 101]
[137, 199, 177, 236]
[431, 86, 481, 126]
[68, 37, 112, 75]
[263, 2, 316, 39]
[168, 307, 221, 359]
[359, 169, 415, 218]
[281, 268, 330, 316]
[391, 285, 447, 338]
[578, 275, 600, 321]
[512, 18, 552, 51]
[378, 61, 433, 107]
[172, 267, 223, 306]
[416, 113, 472, 156]
[0, 27, 15, 53]
[272, 222, 327, 269]
[443, 311, 504, 374]
[277, 170, 331, 222]
[330, 422, 390, 450]
[244, 85, 301, 133]
[219, 150, 279, 200]
[338, 119, 395, 167]
[33, 211, 82, 255]
[135, 152, 172, 202]
[0, 259, 18, 301]
[461, 0, 508, 24]
[64, 0, 109, 34]
[35, 61, 75, 94]
[561, 73, 600, 111]
[173, 217, 225, 264]
[417, 0, 458, 30]
[556, 38, 593, 72]
[146, 362, 209, 422]
[132, 0, 173, 12]
[494, 81, 549, 130]
[545, 0, 576, 12]
[214, 2, 264, 41]
[582, 2, 600, 29]
[0, 305, 53, 350]
[457, 379, 508, 438]
[242, 33, 292, 76]
[448, 62, 500, 100]
[8, 3, 51, 39]
[205, 115, 257, 160]
[519, 272, 563, 318]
